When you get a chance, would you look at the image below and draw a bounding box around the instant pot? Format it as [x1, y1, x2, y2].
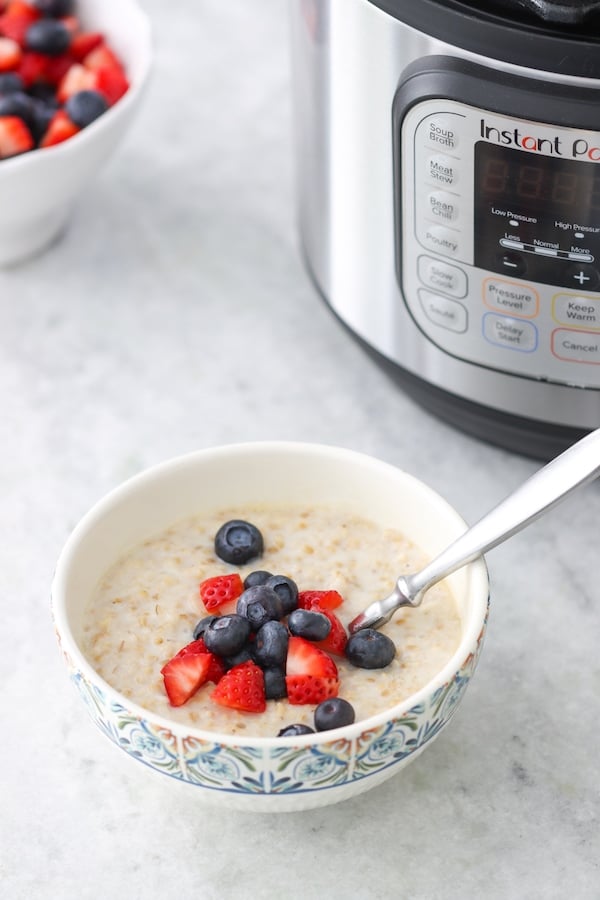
[291, 0, 600, 458]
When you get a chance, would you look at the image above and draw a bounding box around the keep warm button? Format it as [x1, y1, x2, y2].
[483, 314, 538, 352]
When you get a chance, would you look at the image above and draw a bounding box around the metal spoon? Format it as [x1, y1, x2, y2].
[348, 427, 600, 634]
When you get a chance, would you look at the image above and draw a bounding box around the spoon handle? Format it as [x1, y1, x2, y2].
[407, 427, 600, 601]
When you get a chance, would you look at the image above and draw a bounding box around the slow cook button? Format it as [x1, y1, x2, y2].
[483, 278, 539, 317]
[483, 313, 538, 352]
[426, 153, 459, 188]
[418, 289, 468, 333]
[420, 223, 462, 258]
[423, 116, 460, 152]
[553, 293, 600, 330]
[426, 191, 460, 224]
[552, 329, 600, 363]
[418, 255, 467, 298]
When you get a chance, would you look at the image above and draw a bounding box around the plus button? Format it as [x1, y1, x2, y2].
[565, 264, 600, 290]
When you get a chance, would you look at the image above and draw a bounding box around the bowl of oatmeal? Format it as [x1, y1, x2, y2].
[51, 442, 489, 811]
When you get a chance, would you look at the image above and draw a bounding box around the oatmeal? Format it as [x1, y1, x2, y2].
[82, 504, 461, 735]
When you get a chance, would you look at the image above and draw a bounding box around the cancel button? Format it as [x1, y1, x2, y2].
[552, 328, 600, 364]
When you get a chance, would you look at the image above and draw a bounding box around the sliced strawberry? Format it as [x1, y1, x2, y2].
[297, 589, 344, 611]
[0, 35, 21, 70]
[59, 14, 78, 37]
[17, 50, 46, 85]
[94, 64, 128, 105]
[199, 573, 244, 613]
[285, 636, 339, 705]
[70, 31, 103, 63]
[0, 13, 33, 45]
[162, 637, 226, 685]
[83, 43, 124, 73]
[4, 1, 39, 18]
[313, 609, 348, 657]
[42, 51, 71, 86]
[0, 114, 33, 157]
[39, 109, 79, 147]
[162, 650, 212, 707]
[211, 660, 266, 713]
[56, 61, 94, 102]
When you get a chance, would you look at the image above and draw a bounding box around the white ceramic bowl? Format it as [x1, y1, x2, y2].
[0, 0, 152, 266]
[51, 442, 489, 812]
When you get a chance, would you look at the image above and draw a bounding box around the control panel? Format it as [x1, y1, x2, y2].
[399, 99, 600, 388]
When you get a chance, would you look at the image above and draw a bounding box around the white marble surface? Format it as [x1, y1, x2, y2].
[2, 2, 599, 897]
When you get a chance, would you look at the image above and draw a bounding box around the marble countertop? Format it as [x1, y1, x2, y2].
[2, 1, 598, 897]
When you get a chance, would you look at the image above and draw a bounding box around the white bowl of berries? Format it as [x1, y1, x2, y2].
[0, 0, 151, 266]
[51, 442, 490, 812]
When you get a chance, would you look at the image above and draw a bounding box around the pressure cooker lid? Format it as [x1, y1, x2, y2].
[464, 0, 600, 25]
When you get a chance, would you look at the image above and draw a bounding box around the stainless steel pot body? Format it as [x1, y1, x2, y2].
[291, 0, 600, 454]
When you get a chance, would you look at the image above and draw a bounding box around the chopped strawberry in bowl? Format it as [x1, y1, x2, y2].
[0, 0, 151, 265]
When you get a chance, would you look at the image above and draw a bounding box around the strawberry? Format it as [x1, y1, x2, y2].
[0, 114, 33, 157]
[163, 637, 226, 685]
[162, 649, 212, 707]
[285, 636, 339, 705]
[297, 589, 344, 611]
[93, 64, 128, 105]
[59, 14, 78, 37]
[56, 62, 94, 101]
[70, 31, 103, 62]
[313, 609, 348, 657]
[211, 660, 266, 713]
[17, 50, 47, 85]
[42, 51, 72, 86]
[199, 572, 244, 613]
[0, 35, 21, 70]
[82, 43, 123, 73]
[39, 109, 79, 147]
[0, 3, 39, 46]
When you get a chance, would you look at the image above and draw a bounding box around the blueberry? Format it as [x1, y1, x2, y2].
[214, 520, 263, 565]
[192, 614, 217, 640]
[236, 584, 282, 630]
[202, 614, 251, 657]
[264, 667, 287, 700]
[34, 0, 75, 15]
[26, 19, 71, 56]
[253, 620, 289, 668]
[277, 723, 315, 737]
[314, 698, 355, 731]
[27, 82, 59, 106]
[243, 570, 272, 589]
[265, 574, 298, 615]
[0, 92, 34, 125]
[0, 73, 24, 96]
[27, 98, 54, 143]
[288, 608, 331, 641]
[345, 629, 396, 669]
[223, 646, 255, 669]
[65, 90, 108, 128]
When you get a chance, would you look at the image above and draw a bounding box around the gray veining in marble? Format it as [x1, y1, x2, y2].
[1, 2, 598, 898]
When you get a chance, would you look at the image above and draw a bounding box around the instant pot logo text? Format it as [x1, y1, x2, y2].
[480, 119, 600, 161]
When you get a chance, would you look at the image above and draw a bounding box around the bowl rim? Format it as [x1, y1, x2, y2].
[51, 440, 490, 750]
[0, 0, 153, 174]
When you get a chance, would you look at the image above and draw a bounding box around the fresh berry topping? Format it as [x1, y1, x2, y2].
[93, 61, 128, 105]
[211, 660, 266, 713]
[236, 584, 283, 629]
[265, 574, 298, 615]
[285, 636, 339, 705]
[162, 649, 212, 708]
[313, 609, 348, 657]
[25, 18, 70, 55]
[0, 36, 21, 71]
[192, 614, 218, 640]
[199, 572, 244, 612]
[253, 620, 289, 668]
[264, 667, 287, 700]
[56, 62, 94, 102]
[65, 88, 107, 127]
[277, 723, 315, 737]
[202, 614, 251, 658]
[34, 0, 74, 15]
[223, 646, 255, 669]
[297, 589, 344, 611]
[161, 638, 225, 685]
[69, 31, 103, 62]
[0, 71, 24, 92]
[345, 628, 396, 669]
[314, 697, 355, 731]
[0, 89, 32, 121]
[243, 569, 272, 589]
[38, 107, 78, 145]
[0, 112, 32, 156]
[214, 519, 263, 565]
[288, 608, 331, 641]
[0, 11, 39, 48]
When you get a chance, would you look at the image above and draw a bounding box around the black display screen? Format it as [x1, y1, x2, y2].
[474, 141, 600, 288]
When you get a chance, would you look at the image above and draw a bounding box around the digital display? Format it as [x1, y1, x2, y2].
[474, 141, 600, 286]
